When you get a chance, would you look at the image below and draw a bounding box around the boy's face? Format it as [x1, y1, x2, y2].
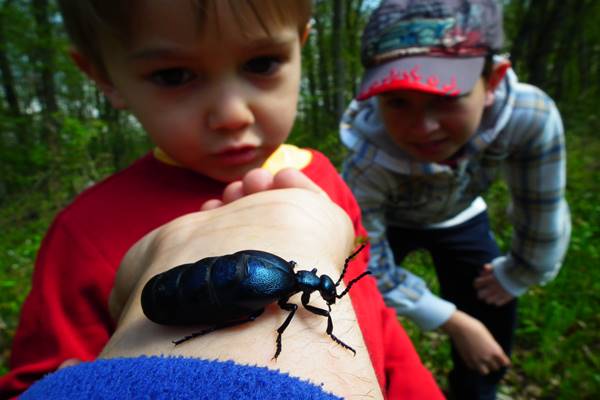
[377, 78, 491, 163]
[86, 0, 302, 182]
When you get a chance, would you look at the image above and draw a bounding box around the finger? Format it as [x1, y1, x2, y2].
[478, 363, 490, 375]
[241, 168, 275, 194]
[478, 285, 502, 302]
[476, 265, 494, 280]
[488, 353, 510, 371]
[486, 358, 502, 372]
[477, 288, 505, 305]
[487, 293, 505, 306]
[222, 181, 245, 204]
[473, 276, 486, 289]
[492, 293, 513, 306]
[273, 168, 325, 195]
[500, 352, 511, 366]
[473, 273, 495, 288]
[482, 263, 494, 272]
[495, 352, 511, 368]
[200, 199, 224, 211]
[476, 285, 494, 301]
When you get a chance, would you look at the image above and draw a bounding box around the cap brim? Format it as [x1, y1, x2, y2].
[356, 56, 485, 100]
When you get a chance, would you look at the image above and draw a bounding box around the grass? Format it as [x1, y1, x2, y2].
[0, 194, 55, 376]
[1, 132, 599, 398]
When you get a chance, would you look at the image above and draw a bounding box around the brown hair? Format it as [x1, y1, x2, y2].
[58, 0, 312, 75]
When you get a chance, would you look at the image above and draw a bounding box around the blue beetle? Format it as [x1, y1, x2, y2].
[141, 244, 369, 358]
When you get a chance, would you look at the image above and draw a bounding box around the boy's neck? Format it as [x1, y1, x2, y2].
[438, 148, 466, 167]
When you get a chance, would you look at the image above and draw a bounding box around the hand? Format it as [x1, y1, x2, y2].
[201, 167, 326, 210]
[474, 263, 514, 306]
[441, 310, 511, 375]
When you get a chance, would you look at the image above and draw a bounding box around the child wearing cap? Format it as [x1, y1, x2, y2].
[341, 0, 570, 398]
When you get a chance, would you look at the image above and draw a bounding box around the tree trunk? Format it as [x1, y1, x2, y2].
[0, 0, 21, 118]
[31, 0, 61, 194]
[332, 0, 346, 120]
[313, 12, 332, 129]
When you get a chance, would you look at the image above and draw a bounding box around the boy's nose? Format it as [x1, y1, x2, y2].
[410, 112, 440, 137]
[207, 90, 255, 132]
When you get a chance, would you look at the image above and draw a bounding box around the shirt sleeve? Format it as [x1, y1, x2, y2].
[0, 214, 115, 398]
[341, 138, 455, 331]
[494, 93, 571, 296]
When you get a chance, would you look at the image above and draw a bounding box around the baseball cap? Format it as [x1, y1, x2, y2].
[357, 0, 503, 100]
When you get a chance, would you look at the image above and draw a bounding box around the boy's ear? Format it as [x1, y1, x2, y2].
[70, 49, 127, 109]
[484, 59, 511, 106]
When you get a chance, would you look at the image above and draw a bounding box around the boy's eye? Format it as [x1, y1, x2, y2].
[435, 95, 462, 109]
[439, 93, 469, 104]
[149, 68, 195, 87]
[242, 56, 282, 76]
[383, 97, 408, 108]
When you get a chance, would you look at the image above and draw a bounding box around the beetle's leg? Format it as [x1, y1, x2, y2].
[273, 297, 298, 359]
[302, 303, 356, 355]
[335, 243, 368, 286]
[336, 270, 371, 299]
[172, 308, 264, 346]
[301, 291, 311, 305]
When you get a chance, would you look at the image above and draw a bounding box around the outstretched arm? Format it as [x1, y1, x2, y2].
[105, 173, 383, 399]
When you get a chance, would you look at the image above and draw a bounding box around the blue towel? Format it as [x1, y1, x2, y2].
[21, 356, 342, 399]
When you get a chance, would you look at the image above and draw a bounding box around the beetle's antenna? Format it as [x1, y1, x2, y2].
[336, 270, 371, 299]
[335, 243, 367, 286]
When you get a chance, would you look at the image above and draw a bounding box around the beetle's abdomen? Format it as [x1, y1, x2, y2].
[141, 258, 220, 325]
[141, 250, 299, 326]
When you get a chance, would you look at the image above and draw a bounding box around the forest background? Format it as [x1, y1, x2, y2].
[0, 0, 599, 398]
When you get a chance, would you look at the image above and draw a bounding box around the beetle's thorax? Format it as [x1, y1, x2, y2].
[295, 270, 337, 304]
[296, 269, 320, 292]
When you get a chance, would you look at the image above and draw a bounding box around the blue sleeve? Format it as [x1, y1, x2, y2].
[20, 356, 342, 400]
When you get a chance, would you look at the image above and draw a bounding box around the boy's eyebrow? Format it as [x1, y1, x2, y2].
[243, 36, 296, 51]
[130, 35, 297, 61]
[129, 47, 186, 61]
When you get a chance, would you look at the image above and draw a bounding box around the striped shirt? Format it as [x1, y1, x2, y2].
[340, 67, 571, 330]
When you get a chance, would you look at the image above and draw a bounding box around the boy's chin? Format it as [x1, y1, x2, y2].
[201, 164, 263, 184]
[404, 145, 462, 165]
[407, 151, 454, 164]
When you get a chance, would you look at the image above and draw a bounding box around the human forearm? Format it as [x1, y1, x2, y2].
[104, 188, 382, 399]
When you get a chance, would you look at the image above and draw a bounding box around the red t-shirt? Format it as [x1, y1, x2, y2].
[0, 149, 443, 399]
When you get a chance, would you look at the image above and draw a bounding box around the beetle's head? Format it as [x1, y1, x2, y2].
[319, 275, 337, 304]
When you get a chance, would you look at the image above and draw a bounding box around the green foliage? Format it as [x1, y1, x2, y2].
[1, 0, 599, 398]
[0, 193, 55, 376]
[288, 124, 348, 168]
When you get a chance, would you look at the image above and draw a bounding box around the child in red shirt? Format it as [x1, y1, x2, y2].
[1, 1, 443, 398]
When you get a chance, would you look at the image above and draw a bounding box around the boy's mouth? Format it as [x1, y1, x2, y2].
[214, 145, 258, 166]
[412, 138, 448, 155]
